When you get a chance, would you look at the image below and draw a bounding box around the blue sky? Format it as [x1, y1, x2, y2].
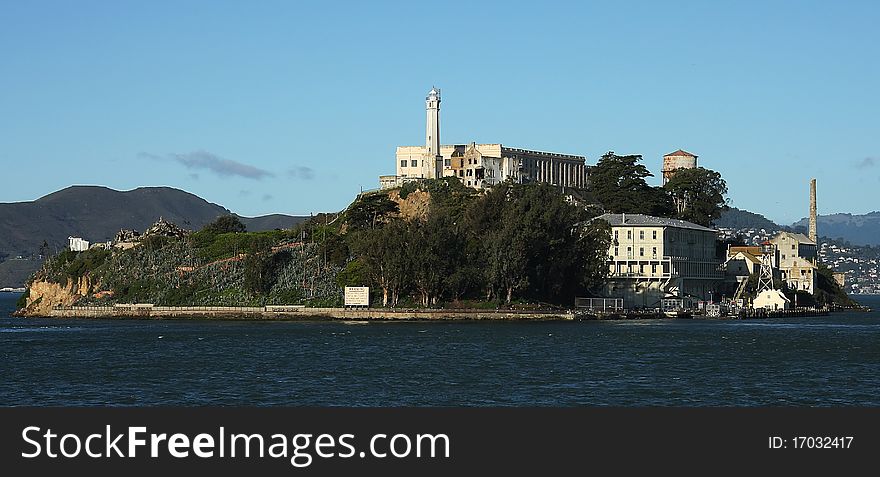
[1, 0, 877, 224]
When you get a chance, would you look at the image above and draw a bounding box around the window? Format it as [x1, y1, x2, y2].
[614, 231, 618, 241]
[639, 247, 644, 257]
[459, 170, 464, 177]
[652, 247, 657, 258]
[467, 181, 471, 186]
[466, 169, 472, 176]
[791, 244, 795, 250]
[411, 160, 418, 167]
[614, 247, 619, 256]
[653, 230, 657, 240]
[639, 231, 644, 240]
[400, 160, 407, 168]
[627, 247, 632, 259]
[444, 159, 450, 167]
[627, 230, 632, 240]
[651, 264, 657, 274]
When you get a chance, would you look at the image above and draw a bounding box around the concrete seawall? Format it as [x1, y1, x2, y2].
[45, 305, 575, 321]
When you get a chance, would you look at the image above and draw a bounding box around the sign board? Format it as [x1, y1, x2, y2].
[344, 287, 370, 307]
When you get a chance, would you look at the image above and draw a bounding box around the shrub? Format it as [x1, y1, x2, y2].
[15, 289, 29, 310]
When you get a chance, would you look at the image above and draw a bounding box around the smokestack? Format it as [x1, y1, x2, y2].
[809, 178, 817, 243]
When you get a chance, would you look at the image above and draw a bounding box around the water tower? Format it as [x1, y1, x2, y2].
[662, 149, 698, 185]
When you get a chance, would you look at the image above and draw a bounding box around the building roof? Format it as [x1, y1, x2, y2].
[397, 144, 585, 161]
[729, 246, 762, 257]
[594, 213, 717, 232]
[772, 231, 816, 246]
[728, 251, 762, 265]
[664, 149, 697, 158]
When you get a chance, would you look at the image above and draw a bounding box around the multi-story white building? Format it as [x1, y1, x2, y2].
[381, 88, 589, 190]
[68, 236, 89, 252]
[596, 213, 722, 308]
[770, 231, 817, 294]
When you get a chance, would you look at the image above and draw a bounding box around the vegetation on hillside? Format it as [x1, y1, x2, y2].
[714, 207, 779, 231]
[590, 152, 728, 226]
[29, 213, 340, 307]
[337, 179, 611, 307]
[814, 263, 859, 308]
[664, 167, 728, 226]
[26, 179, 613, 309]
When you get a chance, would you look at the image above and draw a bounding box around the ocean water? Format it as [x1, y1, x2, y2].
[1, 292, 878, 406]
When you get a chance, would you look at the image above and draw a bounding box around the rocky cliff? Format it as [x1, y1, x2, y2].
[388, 189, 431, 222]
[19, 275, 94, 316]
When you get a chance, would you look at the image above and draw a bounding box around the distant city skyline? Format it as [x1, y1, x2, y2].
[1, 1, 878, 224]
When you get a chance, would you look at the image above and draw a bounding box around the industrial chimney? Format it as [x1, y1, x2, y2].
[809, 178, 817, 244]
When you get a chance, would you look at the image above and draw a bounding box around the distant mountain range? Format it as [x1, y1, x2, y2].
[716, 207, 880, 247]
[791, 212, 880, 247]
[0, 186, 308, 286]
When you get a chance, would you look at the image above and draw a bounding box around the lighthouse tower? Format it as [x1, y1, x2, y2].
[425, 87, 442, 179]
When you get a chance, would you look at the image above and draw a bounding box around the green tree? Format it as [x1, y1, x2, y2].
[663, 167, 728, 226]
[203, 215, 247, 234]
[814, 262, 858, 307]
[348, 219, 411, 306]
[575, 219, 613, 294]
[474, 183, 599, 304]
[243, 250, 292, 295]
[408, 210, 462, 306]
[346, 194, 399, 230]
[590, 152, 672, 215]
[336, 258, 370, 288]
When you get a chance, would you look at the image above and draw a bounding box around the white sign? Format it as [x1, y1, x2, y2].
[344, 287, 370, 306]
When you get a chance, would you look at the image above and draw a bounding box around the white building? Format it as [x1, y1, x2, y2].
[597, 213, 722, 308]
[724, 246, 763, 278]
[770, 231, 817, 294]
[753, 289, 791, 310]
[382, 88, 589, 190]
[68, 236, 90, 252]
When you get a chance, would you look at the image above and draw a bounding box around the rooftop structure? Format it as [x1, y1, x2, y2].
[68, 237, 89, 252]
[596, 213, 716, 232]
[662, 149, 698, 185]
[382, 88, 589, 190]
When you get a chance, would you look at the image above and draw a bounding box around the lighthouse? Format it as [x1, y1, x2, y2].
[425, 87, 442, 179]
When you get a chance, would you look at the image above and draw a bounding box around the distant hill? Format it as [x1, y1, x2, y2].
[792, 212, 880, 246]
[714, 207, 780, 231]
[0, 186, 308, 286]
[239, 213, 307, 232]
